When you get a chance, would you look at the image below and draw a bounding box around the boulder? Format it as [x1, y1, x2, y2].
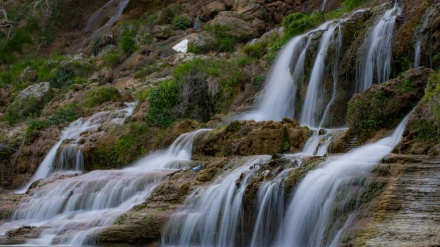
[200, 1, 226, 21]
[347, 67, 434, 143]
[152, 25, 173, 40]
[193, 118, 310, 156]
[185, 31, 217, 51]
[395, 70, 440, 156]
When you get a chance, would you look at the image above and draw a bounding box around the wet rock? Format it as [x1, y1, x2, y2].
[347, 67, 434, 143]
[395, 69, 440, 156]
[193, 118, 310, 156]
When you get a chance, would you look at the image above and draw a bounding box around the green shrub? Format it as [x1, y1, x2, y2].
[146, 80, 180, 128]
[120, 29, 138, 55]
[243, 42, 265, 58]
[165, 4, 180, 23]
[283, 12, 324, 39]
[25, 104, 78, 138]
[113, 123, 153, 164]
[84, 86, 121, 107]
[102, 52, 120, 68]
[172, 16, 191, 30]
[50, 70, 74, 89]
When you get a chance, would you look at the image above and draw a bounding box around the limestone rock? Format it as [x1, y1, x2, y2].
[185, 31, 216, 51]
[347, 67, 434, 143]
[200, 1, 226, 21]
[193, 118, 310, 156]
[15, 82, 50, 104]
[152, 25, 173, 40]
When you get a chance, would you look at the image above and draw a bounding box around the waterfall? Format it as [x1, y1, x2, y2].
[414, 39, 421, 68]
[301, 128, 346, 156]
[250, 169, 291, 247]
[300, 21, 341, 127]
[162, 156, 271, 247]
[16, 103, 136, 194]
[275, 113, 410, 246]
[239, 21, 343, 121]
[356, 2, 402, 92]
[1, 129, 209, 245]
[54, 145, 84, 172]
[69, 0, 130, 52]
[413, 3, 440, 68]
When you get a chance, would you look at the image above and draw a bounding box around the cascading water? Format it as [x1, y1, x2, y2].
[17, 103, 136, 193]
[356, 2, 402, 92]
[241, 19, 344, 129]
[239, 34, 312, 121]
[1, 129, 209, 245]
[162, 156, 271, 247]
[414, 39, 421, 68]
[275, 113, 410, 247]
[300, 21, 342, 128]
[70, 0, 130, 52]
[413, 3, 440, 68]
[250, 169, 291, 247]
[54, 145, 84, 172]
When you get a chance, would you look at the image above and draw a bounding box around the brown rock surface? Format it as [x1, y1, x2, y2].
[193, 118, 311, 156]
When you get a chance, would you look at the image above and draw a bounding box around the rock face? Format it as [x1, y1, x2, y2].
[347, 67, 434, 143]
[14, 82, 50, 107]
[395, 69, 440, 156]
[353, 157, 440, 246]
[193, 118, 311, 156]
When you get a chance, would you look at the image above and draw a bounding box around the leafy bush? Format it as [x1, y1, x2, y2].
[172, 16, 191, 30]
[283, 12, 324, 39]
[84, 86, 121, 107]
[102, 52, 120, 68]
[243, 42, 265, 58]
[120, 29, 138, 55]
[25, 104, 78, 138]
[145, 80, 180, 128]
[50, 70, 74, 89]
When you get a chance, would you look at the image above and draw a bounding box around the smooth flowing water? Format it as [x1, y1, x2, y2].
[70, 0, 130, 52]
[1, 129, 209, 245]
[162, 156, 271, 247]
[300, 22, 341, 127]
[16, 103, 136, 193]
[250, 169, 291, 247]
[356, 2, 402, 92]
[275, 113, 410, 246]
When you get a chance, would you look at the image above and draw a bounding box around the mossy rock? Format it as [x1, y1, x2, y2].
[193, 118, 311, 157]
[347, 67, 434, 143]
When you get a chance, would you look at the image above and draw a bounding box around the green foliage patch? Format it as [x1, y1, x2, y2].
[84, 86, 121, 107]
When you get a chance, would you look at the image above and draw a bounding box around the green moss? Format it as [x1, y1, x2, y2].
[84, 86, 121, 107]
[196, 167, 218, 182]
[283, 12, 324, 40]
[25, 104, 79, 139]
[360, 180, 387, 203]
[101, 52, 120, 68]
[243, 43, 265, 59]
[4, 92, 53, 125]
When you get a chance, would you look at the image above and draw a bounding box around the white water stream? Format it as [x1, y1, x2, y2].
[162, 156, 271, 247]
[1, 129, 209, 245]
[275, 113, 410, 246]
[356, 2, 401, 92]
[16, 103, 136, 194]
